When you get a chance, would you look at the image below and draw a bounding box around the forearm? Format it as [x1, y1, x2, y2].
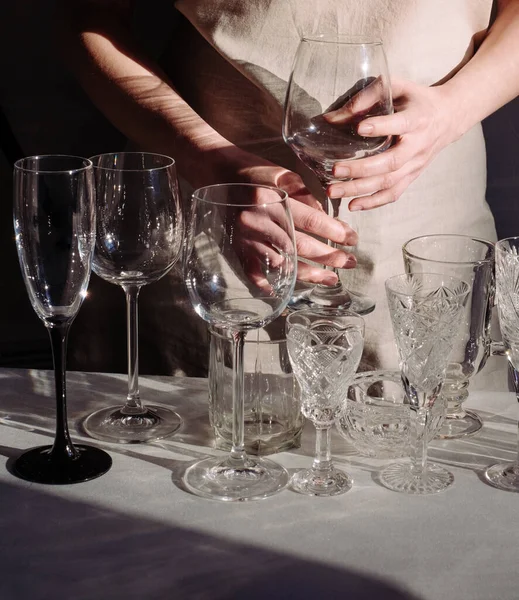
[442, 0, 519, 139]
[57, 3, 257, 187]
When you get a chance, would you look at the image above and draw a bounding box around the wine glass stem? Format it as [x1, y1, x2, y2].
[123, 284, 143, 413]
[230, 330, 247, 463]
[312, 426, 333, 474]
[324, 193, 341, 277]
[48, 323, 78, 461]
[409, 406, 429, 479]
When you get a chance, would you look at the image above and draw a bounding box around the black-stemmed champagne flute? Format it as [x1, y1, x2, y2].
[82, 152, 183, 443]
[13, 155, 112, 484]
[283, 35, 393, 314]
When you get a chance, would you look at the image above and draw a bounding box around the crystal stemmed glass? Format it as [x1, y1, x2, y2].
[484, 237, 519, 491]
[380, 273, 470, 495]
[82, 152, 183, 444]
[286, 308, 364, 496]
[283, 35, 393, 315]
[12, 155, 112, 483]
[402, 234, 495, 439]
[183, 183, 297, 501]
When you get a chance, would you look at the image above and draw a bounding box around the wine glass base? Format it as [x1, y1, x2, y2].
[288, 286, 375, 316]
[290, 467, 352, 497]
[81, 404, 183, 444]
[436, 409, 483, 440]
[12, 445, 112, 485]
[183, 455, 289, 502]
[379, 461, 454, 495]
[484, 462, 519, 492]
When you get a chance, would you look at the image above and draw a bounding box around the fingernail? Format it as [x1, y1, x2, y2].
[358, 123, 373, 135]
[321, 274, 338, 286]
[330, 187, 345, 198]
[345, 256, 357, 268]
[334, 166, 350, 178]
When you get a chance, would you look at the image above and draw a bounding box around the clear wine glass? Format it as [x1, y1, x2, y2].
[183, 183, 297, 501]
[380, 273, 470, 495]
[485, 237, 519, 492]
[283, 35, 393, 315]
[286, 308, 364, 496]
[82, 152, 183, 444]
[13, 155, 112, 484]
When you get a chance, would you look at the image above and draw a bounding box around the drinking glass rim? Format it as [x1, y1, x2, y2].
[385, 272, 471, 299]
[14, 155, 93, 174]
[89, 151, 176, 172]
[403, 234, 495, 266]
[496, 236, 519, 252]
[192, 183, 289, 207]
[300, 34, 383, 46]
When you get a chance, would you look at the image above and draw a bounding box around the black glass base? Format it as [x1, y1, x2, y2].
[12, 444, 112, 485]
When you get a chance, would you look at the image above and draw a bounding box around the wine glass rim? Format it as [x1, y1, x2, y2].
[14, 155, 93, 174]
[89, 151, 176, 172]
[496, 236, 519, 250]
[403, 234, 495, 265]
[385, 272, 471, 298]
[301, 34, 383, 45]
[192, 183, 289, 207]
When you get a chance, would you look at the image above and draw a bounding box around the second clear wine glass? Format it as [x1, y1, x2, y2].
[82, 152, 184, 444]
[183, 183, 297, 501]
[283, 35, 393, 315]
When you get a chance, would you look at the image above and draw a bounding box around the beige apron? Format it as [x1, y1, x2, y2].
[165, 0, 504, 388]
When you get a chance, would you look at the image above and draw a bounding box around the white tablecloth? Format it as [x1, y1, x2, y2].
[0, 366, 517, 600]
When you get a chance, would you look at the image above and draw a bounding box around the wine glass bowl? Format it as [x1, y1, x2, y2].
[380, 273, 470, 495]
[283, 35, 393, 314]
[286, 307, 364, 496]
[182, 183, 297, 501]
[81, 152, 184, 444]
[13, 155, 112, 484]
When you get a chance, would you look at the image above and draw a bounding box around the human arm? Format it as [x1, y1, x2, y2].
[56, 0, 358, 284]
[326, 0, 519, 211]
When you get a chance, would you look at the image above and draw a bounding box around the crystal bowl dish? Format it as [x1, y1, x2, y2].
[336, 370, 447, 459]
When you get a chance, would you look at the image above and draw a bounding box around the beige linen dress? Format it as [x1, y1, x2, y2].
[163, 0, 501, 379]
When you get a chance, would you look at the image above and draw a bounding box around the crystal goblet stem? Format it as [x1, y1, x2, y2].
[124, 284, 142, 412]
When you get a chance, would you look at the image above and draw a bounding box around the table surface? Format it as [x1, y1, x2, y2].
[0, 365, 517, 600]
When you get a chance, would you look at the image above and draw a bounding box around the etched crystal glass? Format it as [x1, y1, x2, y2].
[403, 234, 495, 439]
[484, 237, 519, 491]
[381, 273, 470, 495]
[286, 308, 364, 496]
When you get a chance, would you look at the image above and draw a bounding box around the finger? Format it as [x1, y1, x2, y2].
[323, 77, 388, 125]
[295, 232, 357, 268]
[275, 171, 324, 212]
[328, 161, 415, 200]
[289, 200, 358, 246]
[357, 111, 414, 137]
[347, 174, 417, 211]
[296, 263, 339, 285]
[331, 140, 411, 181]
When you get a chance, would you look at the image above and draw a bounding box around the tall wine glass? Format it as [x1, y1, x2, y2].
[283, 35, 393, 315]
[286, 308, 364, 496]
[183, 184, 297, 501]
[485, 237, 519, 491]
[13, 155, 112, 484]
[381, 273, 470, 494]
[82, 152, 183, 443]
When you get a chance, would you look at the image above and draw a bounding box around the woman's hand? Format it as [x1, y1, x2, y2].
[326, 79, 458, 211]
[232, 160, 359, 285]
